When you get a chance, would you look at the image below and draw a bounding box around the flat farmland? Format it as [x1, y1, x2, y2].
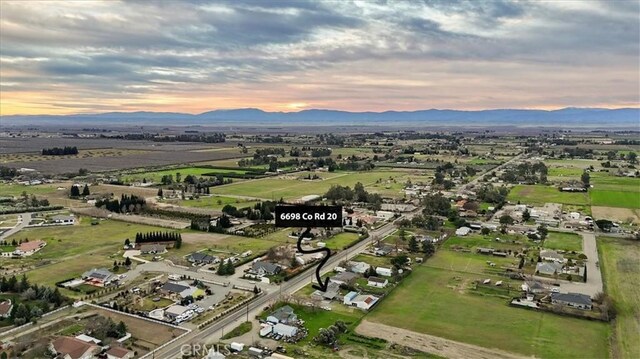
[543, 232, 582, 252]
[178, 195, 260, 210]
[597, 236, 640, 359]
[507, 185, 590, 205]
[590, 190, 640, 209]
[211, 170, 415, 200]
[591, 206, 640, 224]
[366, 263, 610, 358]
[0, 148, 149, 164]
[6, 146, 245, 174]
[0, 183, 61, 197]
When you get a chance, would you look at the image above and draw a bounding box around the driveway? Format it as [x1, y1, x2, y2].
[0, 212, 31, 240]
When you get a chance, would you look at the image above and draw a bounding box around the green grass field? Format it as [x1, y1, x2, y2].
[543, 232, 583, 252]
[177, 195, 260, 210]
[367, 264, 610, 358]
[597, 236, 640, 359]
[590, 190, 640, 209]
[0, 183, 60, 197]
[324, 232, 362, 250]
[507, 185, 590, 205]
[211, 170, 412, 200]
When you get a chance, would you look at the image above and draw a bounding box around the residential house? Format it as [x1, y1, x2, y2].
[375, 267, 393, 277]
[49, 336, 99, 359]
[551, 292, 592, 310]
[267, 305, 297, 324]
[375, 210, 395, 220]
[329, 272, 358, 286]
[13, 240, 46, 256]
[250, 261, 282, 277]
[374, 245, 393, 256]
[81, 268, 115, 287]
[273, 323, 298, 337]
[540, 249, 565, 263]
[164, 305, 190, 321]
[380, 203, 416, 212]
[106, 346, 134, 359]
[455, 227, 472, 236]
[349, 261, 371, 274]
[75, 334, 101, 345]
[139, 243, 166, 255]
[476, 247, 495, 255]
[0, 300, 13, 318]
[51, 215, 75, 224]
[523, 280, 547, 294]
[343, 291, 379, 310]
[536, 262, 563, 276]
[312, 282, 341, 300]
[160, 282, 191, 298]
[367, 276, 388, 288]
[187, 252, 218, 265]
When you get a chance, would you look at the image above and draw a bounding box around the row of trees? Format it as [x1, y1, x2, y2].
[69, 184, 90, 198]
[216, 260, 236, 275]
[133, 231, 182, 247]
[95, 194, 146, 214]
[41, 146, 78, 156]
[325, 182, 383, 210]
[222, 201, 276, 221]
[122, 133, 225, 143]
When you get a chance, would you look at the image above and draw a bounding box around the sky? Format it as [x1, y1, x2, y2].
[0, 0, 639, 116]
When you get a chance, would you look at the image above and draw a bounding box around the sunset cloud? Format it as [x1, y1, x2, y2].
[1, 0, 638, 115]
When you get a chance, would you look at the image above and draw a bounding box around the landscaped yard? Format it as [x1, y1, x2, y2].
[507, 185, 590, 205]
[597, 236, 640, 359]
[543, 232, 583, 252]
[324, 232, 362, 250]
[367, 264, 610, 358]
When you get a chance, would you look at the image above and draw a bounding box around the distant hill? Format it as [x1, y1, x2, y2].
[2, 107, 639, 128]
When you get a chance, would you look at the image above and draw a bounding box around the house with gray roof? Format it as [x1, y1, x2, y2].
[329, 271, 358, 286]
[266, 305, 297, 324]
[140, 243, 166, 254]
[536, 261, 563, 276]
[187, 252, 218, 265]
[82, 268, 115, 286]
[540, 249, 565, 263]
[551, 292, 592, 310]
[250, 261, 282, 277]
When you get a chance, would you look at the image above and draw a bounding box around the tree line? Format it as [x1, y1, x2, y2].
[324, 182, 382, 210]
[134, 231, 182, 248]
[41, 146, 78, 156]
[95, 194, 146, 213]
[69, 184, 90, 198]
[0, 274, 67, 326]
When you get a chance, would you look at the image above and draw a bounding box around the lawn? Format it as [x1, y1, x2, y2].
[507, 185, 590, 205]
[177, 195, 260, 210]
[543, 232, 583, 252]
[597, 236, 640, 359]
[221, 321, 253, 339]
[0, 183, 60, 197]
[367, 264, 610, 358]
[211, 170, 412, 200]
[590, 190, 640, 209]
[324, 232, 362, 250]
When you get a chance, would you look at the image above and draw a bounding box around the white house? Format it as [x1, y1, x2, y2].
[343, 291, 379, 310]
[367, 276, 388, 288]
[273, 323, 298, 337]
[540, 249, 565, 263]
[375, 267, 393, 277]
[349, 261, 371, 274]
[455, 227, 472, 236]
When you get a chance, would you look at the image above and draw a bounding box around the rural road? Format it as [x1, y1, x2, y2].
[0, 212, 31, 241]
[151, 219, 400, 358]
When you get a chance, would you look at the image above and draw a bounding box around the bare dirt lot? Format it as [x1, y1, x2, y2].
[592, 206, 640, 224]
[356, 320, 527, 359]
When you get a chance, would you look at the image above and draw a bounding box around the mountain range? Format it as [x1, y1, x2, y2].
[2, 107, 639, 127]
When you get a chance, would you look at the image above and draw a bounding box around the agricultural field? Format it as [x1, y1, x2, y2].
[366, 262, 610, 358]
[0, 183, 61, 197]
[0, 148, 150, 164]
[543, 232, 583, 252]
[597, 236, 640, 359]
[590, 190, 640, 208]
[507, 185, 590, 205]
[591, 206, 640, 224]
[211, 170, 418, 200]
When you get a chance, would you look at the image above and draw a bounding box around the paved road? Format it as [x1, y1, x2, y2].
[0, 212, 31, 240]
[459, 153, 525, 192]
[152, 220, 399, 358]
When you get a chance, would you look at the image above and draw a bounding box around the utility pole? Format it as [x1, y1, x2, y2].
[246, 302, 249, 322]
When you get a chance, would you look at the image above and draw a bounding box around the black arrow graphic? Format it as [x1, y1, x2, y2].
[296, 227, 332, 292]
